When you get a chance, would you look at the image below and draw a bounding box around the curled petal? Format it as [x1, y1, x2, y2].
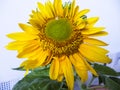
[61, 56, 74, 90]
[49, 57, 59, 80]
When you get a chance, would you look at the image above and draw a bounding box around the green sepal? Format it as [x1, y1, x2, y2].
[12, 67, 25, 71]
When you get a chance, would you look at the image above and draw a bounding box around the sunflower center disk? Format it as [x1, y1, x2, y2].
[45, 18, 72, 42]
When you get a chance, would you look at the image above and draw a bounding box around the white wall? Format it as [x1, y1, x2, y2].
[0, 0, 120, 81]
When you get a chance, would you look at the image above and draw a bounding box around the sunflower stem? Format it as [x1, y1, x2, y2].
[88, 76, 96, 87]
[76, 76, 87, 90]
[59, 81, 64, 90]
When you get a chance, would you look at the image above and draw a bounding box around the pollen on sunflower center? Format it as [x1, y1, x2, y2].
[45, 18, 72, 42]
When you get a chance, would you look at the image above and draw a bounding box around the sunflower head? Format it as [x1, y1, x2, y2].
[6, 0, 111, 90]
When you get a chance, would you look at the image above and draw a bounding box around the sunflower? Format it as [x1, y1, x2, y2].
[6, 0, 111, 90]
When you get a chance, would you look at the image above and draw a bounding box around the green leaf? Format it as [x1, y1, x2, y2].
[12, 67, 25, 71]
[109, 77, 120, 85]
[105, 77, 120, 90]
[60, 88, 68, 90]
[117, 72, 120, 75]
[12, 67, 67, 90]
[93, 63, 119, 76]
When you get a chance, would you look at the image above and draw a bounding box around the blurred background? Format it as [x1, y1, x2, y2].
[0, 0, 120, 82]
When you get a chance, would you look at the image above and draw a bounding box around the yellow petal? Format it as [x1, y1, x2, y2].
[57, 74, 64, 82]
[42, 52, 53, 66]
[83, 38, 108, 46]
[63, 3, 69, 17]
[19, 23, 40, 34]
[83, 59, 98, 76]
[81, 43, 109, 54]
[56, 56, 64, 82]
[49, 57, 59, 80]
[82, 27, 105, 35]
[53, 0, 63, 16]
[20, 59, 39, 69]
[76, 67, 88, 83]
[74, 9, 90, 21]
[57, 64, 64, 82]
[77, 21, 86, 29]
[88, 31, 108, 37]
[73, 6, 79, 18]
[6, 41, 27, 50]
[17, 46, 41, 58]
[69, 0, 75, 17]
[75, 53, 98, 76]
[70, 53, 98, 82]
[79, 44, 111, 63]
[87, 17, 99, 25]
[61, 56, 74, 90]
[46, 0, 55, 16]
[85, 17, 99, 29]
[30, 10, 46, 25]
[73, 18, 83, 29]
[77, 53, 98, 77]
[69, 54, 79, 66]
[17, 40, 40, 58]
[22, 50, 48, 68]
[37, 50, 49, 66]
[29, 19, 43, 29]
[7, 32, 39, 41]
[69, 54, 86, 68]
[45, 1, 54, 17]
[24, 69, 29, 76]
[71, 54, 88, 82]
[37, 2, 49, 18]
